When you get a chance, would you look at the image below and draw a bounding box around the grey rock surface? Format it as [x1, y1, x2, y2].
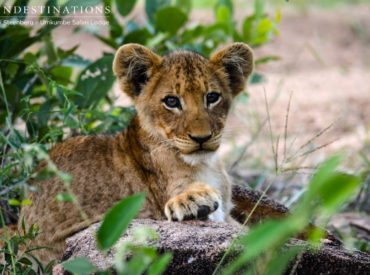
[54, 219, 370, 275]
[61, 219, 242, 273]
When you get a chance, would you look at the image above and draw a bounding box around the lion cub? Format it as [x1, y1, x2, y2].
[20, 43, 254, 262]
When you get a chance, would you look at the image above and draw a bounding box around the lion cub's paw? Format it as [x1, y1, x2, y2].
[164, 185, 221, 221]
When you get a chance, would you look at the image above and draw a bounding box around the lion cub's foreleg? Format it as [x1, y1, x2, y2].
[164, 182, 222, 222]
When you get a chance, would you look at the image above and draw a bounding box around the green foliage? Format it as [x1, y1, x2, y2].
[63, 257, 97, 274]
[215, 156, 362, 274]
[74, 54, 115, 109]
[0, 220, 56, 274]
[112, 227, 172, 275]
[64, 194, 172, 275]
[155, 7, 188, 35]
[97, 193, 146, 250]
[115, 0, 137, 16]
[95, 0, 279, 56]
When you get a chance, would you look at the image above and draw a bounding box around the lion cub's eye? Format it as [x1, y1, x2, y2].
[163, 96, 182, 109]
[206, 92, 221, 106]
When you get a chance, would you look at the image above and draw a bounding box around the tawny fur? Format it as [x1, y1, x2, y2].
[19, 43, 254, 262]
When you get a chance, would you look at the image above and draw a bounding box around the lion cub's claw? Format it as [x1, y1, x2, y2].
[164, 186, 221, 221]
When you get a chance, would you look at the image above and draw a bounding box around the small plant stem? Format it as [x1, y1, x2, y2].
[0, 211, 17, 274]
[0, 71, 10, 115]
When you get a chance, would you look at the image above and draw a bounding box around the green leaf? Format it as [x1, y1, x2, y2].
[148, 253, 172, 275]
[97, 193, 146, 250]
[0, 26, 39, 59]
[102, 0, 123, 41]
[275, 9, 282, 23]
[50, 66, 73, 85]
[254, 0, 264, 20]
[18, 257, 33, 266]
[61, 54, 91, 68]
[74, 54, 115, 108]
[175, 0, 192, 13]
[145, 0, 170, 23]
[215, 0, 233, 13]
[21, 199, 32, 206]
[224, 219, 297, 275]
[124, 28, 152, 45]
[238, 92, 249, 104]
[10, 0, 29, 20]
[8, 199, 21, 206]
[115, 0, 137, 16]
[255, 55, 280, 65]
[249, 72, 265, 84]
[56, 193, 76, 202]
[264, 246, 304, 275]
[62, 257, 96, 274]
[215, 5, 231, 24]
[257, 18, 274, 36]
[317, 172, 360, 213]
[155, 7, 188, 35]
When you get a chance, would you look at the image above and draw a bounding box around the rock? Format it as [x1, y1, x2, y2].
[52, 186, 370, 274]
[53, 219, 242, 274]
[53, 219, 370, 275]
[231, 185, 289, 224]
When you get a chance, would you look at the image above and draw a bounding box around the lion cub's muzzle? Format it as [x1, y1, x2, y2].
[174, 133, 222, 154]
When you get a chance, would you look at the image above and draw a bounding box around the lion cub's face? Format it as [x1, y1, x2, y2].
[113, 43, 253, 162]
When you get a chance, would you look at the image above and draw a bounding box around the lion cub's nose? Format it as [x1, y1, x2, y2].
[188, 134, 212, 145]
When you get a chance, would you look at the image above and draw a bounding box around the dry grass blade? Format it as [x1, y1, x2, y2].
[275, 135, 280, 174]
[289, 139, 339, 162]
[228, 83, 284, 172]
[283, 91, 293, 162]
[264, 89, 279, 174]
[286, 122, 335, 162]
[228, 117, 268, 171]
[281, 166, 317, 173]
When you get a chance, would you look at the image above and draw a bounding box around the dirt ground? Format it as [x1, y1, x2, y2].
[225, 4, 370, 172]
[52, 3, 370, 185]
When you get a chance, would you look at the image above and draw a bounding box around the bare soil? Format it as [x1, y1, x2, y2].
[223, 5, 370, 173]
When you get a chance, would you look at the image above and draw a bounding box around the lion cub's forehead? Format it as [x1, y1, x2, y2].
[163, 51, 210, 77]
[159, 51, 217, 94]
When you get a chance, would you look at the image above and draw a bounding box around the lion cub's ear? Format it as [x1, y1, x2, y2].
[210, 43, 254, 96]
[113, 44, 162, 97]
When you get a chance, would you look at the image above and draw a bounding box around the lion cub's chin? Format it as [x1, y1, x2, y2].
[180, 151, 217, 166]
